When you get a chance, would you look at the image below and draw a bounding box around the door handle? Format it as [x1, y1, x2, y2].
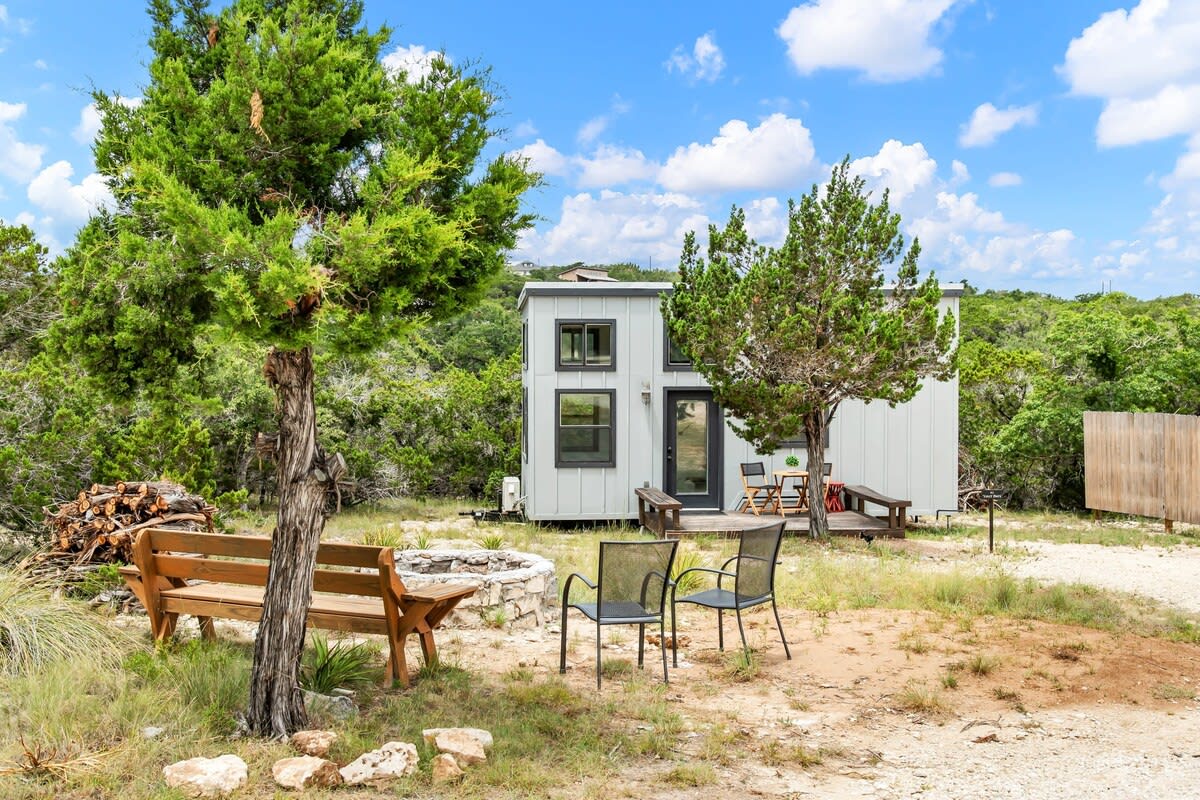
[666, 446, 673, 462]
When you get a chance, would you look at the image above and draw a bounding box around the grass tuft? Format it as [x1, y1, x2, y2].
[0, 567, 129, 674]
[894, 680, 951, 716]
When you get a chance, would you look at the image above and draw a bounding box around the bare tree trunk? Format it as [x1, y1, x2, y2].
[804, 411, 828, 539]
[246, 346, 329, 737]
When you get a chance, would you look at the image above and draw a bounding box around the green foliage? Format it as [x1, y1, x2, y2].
[72, 564, 125, 599]
[0, 222, 54, 360]
[959, 290, 1200, 508]
[300, 633, 378, 695]
[665, 159, 954, 534]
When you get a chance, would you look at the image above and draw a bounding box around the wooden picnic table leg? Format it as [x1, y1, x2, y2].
[657, 508, 667, 535]
[671, 508, 680, 531]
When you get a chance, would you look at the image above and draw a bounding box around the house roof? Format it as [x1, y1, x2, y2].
[517, 281, 965, 310]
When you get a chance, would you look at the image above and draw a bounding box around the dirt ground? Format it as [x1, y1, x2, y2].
[423, 533, 1200, 800]
[438, 600, 1200, 799]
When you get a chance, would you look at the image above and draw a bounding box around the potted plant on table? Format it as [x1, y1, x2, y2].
[784, 454, 800, 468]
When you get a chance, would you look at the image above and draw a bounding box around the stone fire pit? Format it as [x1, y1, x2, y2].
[392, 549, 557, 628]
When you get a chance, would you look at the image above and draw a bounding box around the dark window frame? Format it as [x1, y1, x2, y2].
[662, 321, 693, 372]
[555, 319, 617, 371]
[521, 321, 528, 370]
[521, 387, 529, 463]
[554, 388, 616, 468]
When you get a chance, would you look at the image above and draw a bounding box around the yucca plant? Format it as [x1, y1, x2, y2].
[299, 633, 378, 695]
[670, 548, 711, 596]
[476, 532, 507, 550]
[0, 567, 128, 674]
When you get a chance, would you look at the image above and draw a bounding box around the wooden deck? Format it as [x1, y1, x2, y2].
[665, 509, 899, 539]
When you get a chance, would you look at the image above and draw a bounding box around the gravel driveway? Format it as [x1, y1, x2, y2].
[1005, 541, 1200, 614]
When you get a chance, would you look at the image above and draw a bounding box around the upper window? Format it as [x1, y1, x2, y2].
[556, 390, 615, 467]
[521, 321, 528, 369]
[664, 327, 692, 371]
[557, 320, 615, 370]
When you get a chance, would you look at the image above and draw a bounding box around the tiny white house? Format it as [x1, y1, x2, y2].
[518, 281, 961, 523]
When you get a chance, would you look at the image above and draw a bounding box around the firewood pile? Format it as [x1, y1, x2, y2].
[43, 481, 216, 564]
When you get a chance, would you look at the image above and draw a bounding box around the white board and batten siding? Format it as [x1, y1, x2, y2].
[519, 281, 961, 522]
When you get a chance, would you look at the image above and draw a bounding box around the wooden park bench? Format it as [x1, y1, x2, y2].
[119, 528, 476, 687]
[842, 485, 912, 536]
[634, 487, 683, 535]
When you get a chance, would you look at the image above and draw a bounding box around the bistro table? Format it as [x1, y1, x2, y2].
[771, 469, 809, 515]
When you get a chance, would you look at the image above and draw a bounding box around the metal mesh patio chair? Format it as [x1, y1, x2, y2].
[670, 520, 790, 665]
[559, 539, 679, 689]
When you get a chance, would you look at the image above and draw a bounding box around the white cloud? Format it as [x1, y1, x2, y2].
[0, 101, 45, 183]
[1061, 0, 1200, 100]
[0, 4, 31, 35]
[27, 160, 113, 222]
[33, 58, 45, 70]
[850, 139, 937, 203]
[659, 114, 818, 193]
[777, 0, 960, 82]
[72, 96, 142, 145]
[577, 116, 609, 146]
[666, 32, 726, 82]
[988, 171, 1022, 187]
[909, 191, 1079, 277]
[575, 145, 657, 188]
[513, 120, 538, 139]
[381, 45, 448, 84]
[510, 139, 568, 177]
[1063, 3, 1200, 275]
[576, 95, 631, 146]
[513, 189, 709, 265]
[950, 159, 970, 185]
[959, 102, 1038, 147]
[1095, 84, 1200, 147]
[742, 196, 788, 245]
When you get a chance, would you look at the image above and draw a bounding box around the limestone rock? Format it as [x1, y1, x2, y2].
[290, 729, 338, 757]
[338, 741, 419, 785]
[423, 727, 491, 766]
[272, 756, 343, 789]
[431, 753, 465, 783]
[302, 689, 357, 720]
[162, 754, 248, 798]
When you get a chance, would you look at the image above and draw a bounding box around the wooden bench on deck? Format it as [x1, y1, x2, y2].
[119, 528, 476, 687]
[842, 485, 911, 537]
[634, 487, 683, 535]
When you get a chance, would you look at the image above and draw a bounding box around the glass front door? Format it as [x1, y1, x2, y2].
[664, 389, 722, 509]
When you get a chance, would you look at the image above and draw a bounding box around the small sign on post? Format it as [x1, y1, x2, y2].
[980, 489, 1004, 553]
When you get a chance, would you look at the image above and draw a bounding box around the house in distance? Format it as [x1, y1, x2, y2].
[518, 280, 962, 523]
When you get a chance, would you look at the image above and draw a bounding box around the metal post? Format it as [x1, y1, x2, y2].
[980, 489, 1003, 554]
[988, 497, 994, 554]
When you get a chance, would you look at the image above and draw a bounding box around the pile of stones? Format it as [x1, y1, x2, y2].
[161, 726, 493, 796]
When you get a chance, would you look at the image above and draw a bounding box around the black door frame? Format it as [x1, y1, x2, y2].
[663, 388, 723, 510]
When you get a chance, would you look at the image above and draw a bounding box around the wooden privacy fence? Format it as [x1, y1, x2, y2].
[1084, 411, 1200, 525]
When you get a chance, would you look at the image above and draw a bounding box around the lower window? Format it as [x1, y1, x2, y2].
[556, 390, 615, 467]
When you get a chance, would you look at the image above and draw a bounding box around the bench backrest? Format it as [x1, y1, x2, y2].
[137, 528, 393, 598]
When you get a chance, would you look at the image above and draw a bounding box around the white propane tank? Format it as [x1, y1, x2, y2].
[501, 476, 521, 513]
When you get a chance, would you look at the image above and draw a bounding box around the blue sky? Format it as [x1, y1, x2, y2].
[1, 1, 1198, 298]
